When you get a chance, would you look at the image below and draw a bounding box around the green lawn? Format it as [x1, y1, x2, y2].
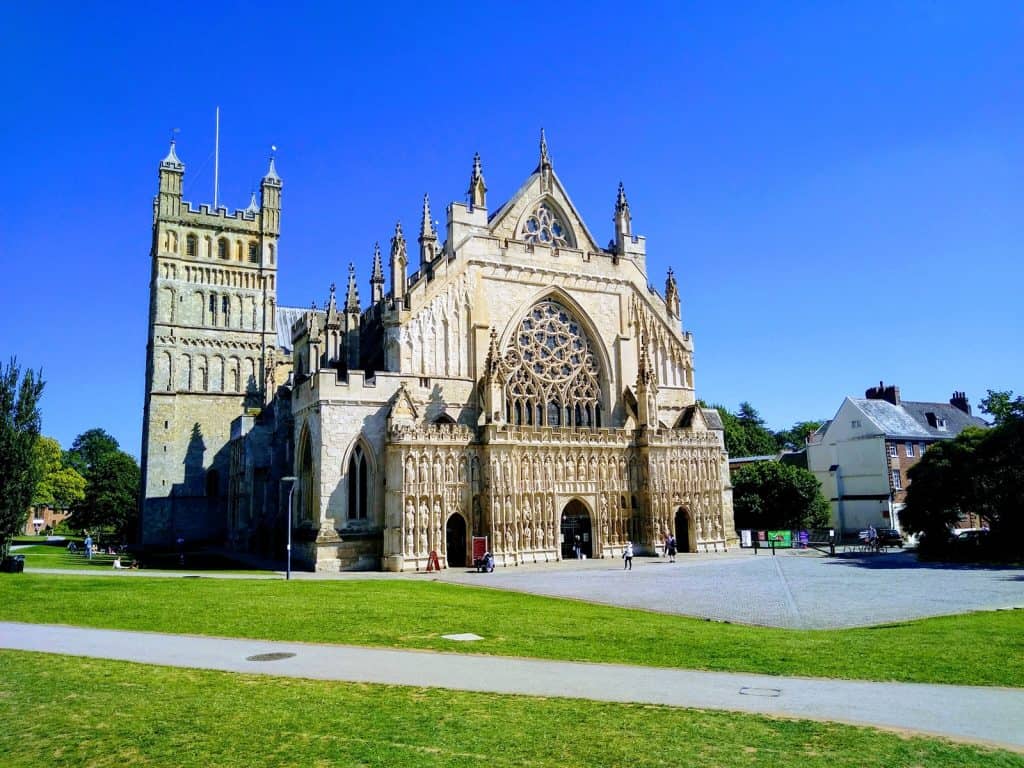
[11, 543, 271, 574]
[1, 651, 1018, 768]
[1, 575, 1021, 687]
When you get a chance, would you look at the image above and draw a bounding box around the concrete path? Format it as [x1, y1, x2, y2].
[2, 622, 1022, 752]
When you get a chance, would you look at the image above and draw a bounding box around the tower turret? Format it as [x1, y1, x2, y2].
[344, 263, 361, 370]
[370, 241, 385, 304]
[157, 139, 184, 219]
[260, 155, 282, 236]
[390, 221, 408, 306]
[468, 152, 487, 211]
[418, 193, 438, 269]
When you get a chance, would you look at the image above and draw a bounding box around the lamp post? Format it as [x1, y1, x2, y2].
[281, 476, 296, 580]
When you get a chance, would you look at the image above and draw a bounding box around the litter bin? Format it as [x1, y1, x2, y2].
[1, 555, 25, 573]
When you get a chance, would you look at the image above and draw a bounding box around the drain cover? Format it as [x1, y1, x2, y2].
[246, 652, 296, 662]
[739, 687, 781, 697]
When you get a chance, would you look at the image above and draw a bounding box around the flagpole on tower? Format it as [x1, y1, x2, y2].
[213, 106, 220, 209]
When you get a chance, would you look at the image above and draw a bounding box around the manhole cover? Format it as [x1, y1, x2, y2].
[739, 687, 781, 697]
[246, 652, 296, 662]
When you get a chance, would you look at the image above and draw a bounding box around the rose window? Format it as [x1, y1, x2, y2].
[503, 300, 602, 428]
[518, 202, 573, 248]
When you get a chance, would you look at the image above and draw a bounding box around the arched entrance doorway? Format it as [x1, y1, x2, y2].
[675, 507, 691, 553]
[560, 500, 592, 559]
[445, 513, 467, 568]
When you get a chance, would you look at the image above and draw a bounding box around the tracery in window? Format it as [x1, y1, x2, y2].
[518, 201, 573, 248]
[503, 300, 601, 428]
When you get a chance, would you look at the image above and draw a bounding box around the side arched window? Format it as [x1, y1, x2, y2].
[348, 445, 369, 520]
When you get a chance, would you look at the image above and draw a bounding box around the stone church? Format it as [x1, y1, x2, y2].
[141, 132, 737, 571]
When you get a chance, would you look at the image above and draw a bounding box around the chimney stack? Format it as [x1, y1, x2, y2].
[865, 380, 901, 405]
[950, 391, 971, 414]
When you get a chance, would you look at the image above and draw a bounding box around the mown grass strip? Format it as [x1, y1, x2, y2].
[1, 651, 1019, 768]
[1, 575, 1021, 687]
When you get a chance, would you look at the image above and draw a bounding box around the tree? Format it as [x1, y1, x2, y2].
[980, 389, 1024, 426]
[731, 461, 830, 531]
[0, 358, 45, 557]
[72, 450, 140, 539]
[701, 401, 778, 457]
[65, 428, 120, 478]
[902, 420, 1023, 559]
[32, 436, 87, 510]
[775, 420, 824, 451]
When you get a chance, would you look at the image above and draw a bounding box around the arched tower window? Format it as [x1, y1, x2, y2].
[217, 238, 228, 259]
[503, 300, 602, 428]
[347, 444, 369, 520]
[186, 234, 197, 257]
[248, 242, 259, 263]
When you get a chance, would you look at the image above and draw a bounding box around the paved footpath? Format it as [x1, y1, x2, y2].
[2, 622, 1022, 752]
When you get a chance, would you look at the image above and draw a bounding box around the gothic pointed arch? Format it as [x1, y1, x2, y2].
[296, 422, 315, 525]
[342, 435, 375, 522]
[515, 196, 577, 248]
[496, 292, 607, 428]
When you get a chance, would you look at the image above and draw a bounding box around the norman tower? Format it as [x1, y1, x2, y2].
[140, 140, 281, 546]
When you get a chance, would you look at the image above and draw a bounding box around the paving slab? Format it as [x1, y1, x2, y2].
[1, 622, 1022, 752]
[433, 550, 1024, 628]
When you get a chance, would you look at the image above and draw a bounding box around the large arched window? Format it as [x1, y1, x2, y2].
[503, 300, 602, 428]
[347, 444, 369, 520]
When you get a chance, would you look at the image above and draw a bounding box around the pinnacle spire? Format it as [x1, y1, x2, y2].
[468, 151, 487, 209]
[371, 242, 384, 281]
[538, 128, 552, 172]
[244, 190, 259, 215]
[263, 154, 281, 184]
[616, 181, 629, 213]
[325, 282, 340, 325]
[345, 263, 360, 312]
[160, 138, 184, 171]
[420, 193, 436, 239]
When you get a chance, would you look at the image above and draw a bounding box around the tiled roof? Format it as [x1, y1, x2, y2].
[275, 305, 308, 353]
[852, 398, 986, 440]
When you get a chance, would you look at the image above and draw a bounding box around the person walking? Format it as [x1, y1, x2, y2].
[667, 534, 677, 563]
[623, 541, 634, 570]
[83, 533, 93, 560]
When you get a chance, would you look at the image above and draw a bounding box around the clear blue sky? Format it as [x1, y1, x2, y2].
[2, 2, 1021, 457]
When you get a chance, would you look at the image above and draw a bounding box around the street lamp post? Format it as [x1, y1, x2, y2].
[281, 476, 296, 581]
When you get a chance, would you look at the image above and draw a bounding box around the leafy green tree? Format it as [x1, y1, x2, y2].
[732, 461, 830, 531]
[980, 389, 1024, 426]
[701, 401, 778, 457]
[775, 420, 824, 451]
[72, 450, 140, 539]
[0, 358, 45, 557]
[65, 428, 120, 478]
[32, 437, 87, 510]
[903, 420, 1023, 559]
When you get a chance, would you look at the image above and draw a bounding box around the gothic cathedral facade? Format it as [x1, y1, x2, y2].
[142, 133, 737, 571]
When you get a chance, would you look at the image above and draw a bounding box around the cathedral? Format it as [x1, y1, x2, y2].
[141, 132, 737, 571]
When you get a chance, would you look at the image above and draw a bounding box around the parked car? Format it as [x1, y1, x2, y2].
[876, 528, 904, 548]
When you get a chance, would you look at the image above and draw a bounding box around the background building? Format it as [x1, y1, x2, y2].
[807, 382, 987, 536]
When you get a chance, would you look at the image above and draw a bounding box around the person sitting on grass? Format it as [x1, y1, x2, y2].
[113, 557, 126, 569]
